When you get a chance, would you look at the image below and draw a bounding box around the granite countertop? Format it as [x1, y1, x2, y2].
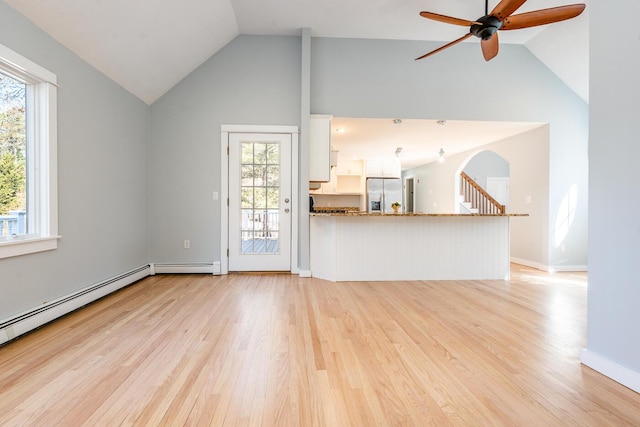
[310, 211, 528, 217]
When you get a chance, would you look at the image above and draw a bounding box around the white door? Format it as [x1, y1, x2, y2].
[487, 177, 510, 210]
[228, 133, 292, 271]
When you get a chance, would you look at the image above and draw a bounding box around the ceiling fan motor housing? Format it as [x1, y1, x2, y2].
[471, 15, 503, 40]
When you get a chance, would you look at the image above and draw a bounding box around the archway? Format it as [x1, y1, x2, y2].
[455, 150, 510, 213]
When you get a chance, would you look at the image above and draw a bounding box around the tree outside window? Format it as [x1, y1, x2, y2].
[0, 73, 26, 233]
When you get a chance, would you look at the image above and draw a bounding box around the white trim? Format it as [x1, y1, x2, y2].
[581, 349, 640, 393]
[0, 42, 58, 259]
[220, 125, 300, 275]
[510, 257, 587, 273]
[221, 124, 299, 134]
[548, 264, 588, 272]
[0, 235, 61, 259]
[152, 263, 218, 274]
[44, 82, 59, 238]
[291, 132, 299, 274]
[0, 265, 150, 346]
[298, 270, 312, 278]
[0, 44, 57, 84]
[220, 131, 229, 274]
[511, 257, 545, 271]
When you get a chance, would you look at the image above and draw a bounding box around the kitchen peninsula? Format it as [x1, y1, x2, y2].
[309, 212, 527, 282]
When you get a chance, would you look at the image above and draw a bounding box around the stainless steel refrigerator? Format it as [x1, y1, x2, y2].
[366, 178, 402, 213]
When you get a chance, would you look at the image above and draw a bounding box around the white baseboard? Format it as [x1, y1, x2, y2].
[151, 262, 220, 275]
[510, 257, 587, 273]
[549, 264, 588, 272]
[510, 257, 544, 270]
[581, 349, 640, 393]
[0, 265, 150, 346]
[298, 270, 312, 278]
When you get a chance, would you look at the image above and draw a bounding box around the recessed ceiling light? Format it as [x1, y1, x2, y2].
[336, 128, 346, 133]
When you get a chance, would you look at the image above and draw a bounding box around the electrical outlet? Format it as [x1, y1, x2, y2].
[184, 240, 190, 249]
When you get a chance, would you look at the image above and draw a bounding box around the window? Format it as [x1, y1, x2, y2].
[0, 43, 58, 259]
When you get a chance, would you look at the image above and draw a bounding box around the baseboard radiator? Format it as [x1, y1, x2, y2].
[150, 262, 220, 275]
[0, 265, 150, 346]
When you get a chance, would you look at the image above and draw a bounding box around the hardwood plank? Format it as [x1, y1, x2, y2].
[0, 265, 639, 425]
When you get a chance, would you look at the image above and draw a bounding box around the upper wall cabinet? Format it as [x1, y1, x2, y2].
[336, 159, 363, 176]
[365, 158, 401, 178]
[309, 115, 332, 182]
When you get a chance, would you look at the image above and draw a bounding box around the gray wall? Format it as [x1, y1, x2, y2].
[0, 2, 149, 320]
[311, 37, 587, 270]
[587, 1, 640, 374]
[463, 150, 510, 190]
[148, 35, 301, 263]
[148, 35, 587, 271]
[404, 126, 550, 267]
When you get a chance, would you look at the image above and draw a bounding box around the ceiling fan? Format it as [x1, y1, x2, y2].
[416, 0, 586, 61]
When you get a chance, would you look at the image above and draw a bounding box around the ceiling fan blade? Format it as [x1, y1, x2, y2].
[419, 11, 478, 27]
[490, 0, 528, 20]
[415, 33, 473, 60]
[481, 33, 499, 61]
[501, 4, 586, 30]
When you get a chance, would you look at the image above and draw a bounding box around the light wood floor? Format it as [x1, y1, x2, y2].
[1, 265, 639, 426]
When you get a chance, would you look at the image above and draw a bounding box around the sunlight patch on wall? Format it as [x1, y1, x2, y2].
[554, 184, 578, 248]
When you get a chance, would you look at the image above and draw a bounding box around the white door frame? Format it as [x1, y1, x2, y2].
[220, 125, 299, 275]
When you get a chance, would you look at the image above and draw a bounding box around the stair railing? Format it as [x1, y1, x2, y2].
[460, 171, 505, 214]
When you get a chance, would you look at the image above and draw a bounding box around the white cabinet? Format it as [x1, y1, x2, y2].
[336, 159, 363, 176]
[337, 160, 364, 195]
[311, 160, 365, 194]
[309, 114, 332, 182]
[365, 158, 401, 178]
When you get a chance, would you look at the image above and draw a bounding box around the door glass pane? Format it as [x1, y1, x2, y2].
[267, 188, 279, 209]
[254, 187, 267, 209]
[241, 165, 253, 186]
[266, 165, 279, 187]
[241, 143, 253, 164]
[240, 141, 280, 254]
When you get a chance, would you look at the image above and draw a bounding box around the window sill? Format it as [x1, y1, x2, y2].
[0, 235, 61, 259]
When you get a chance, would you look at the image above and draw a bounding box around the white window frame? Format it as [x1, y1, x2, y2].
[0, 43, 59, 259]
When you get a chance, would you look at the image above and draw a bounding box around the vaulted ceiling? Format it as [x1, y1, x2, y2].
[4, 0, 588, 105]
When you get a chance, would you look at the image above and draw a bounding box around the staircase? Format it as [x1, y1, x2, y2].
[460, 171, 505, 214]
[458, 195, 479, 214]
